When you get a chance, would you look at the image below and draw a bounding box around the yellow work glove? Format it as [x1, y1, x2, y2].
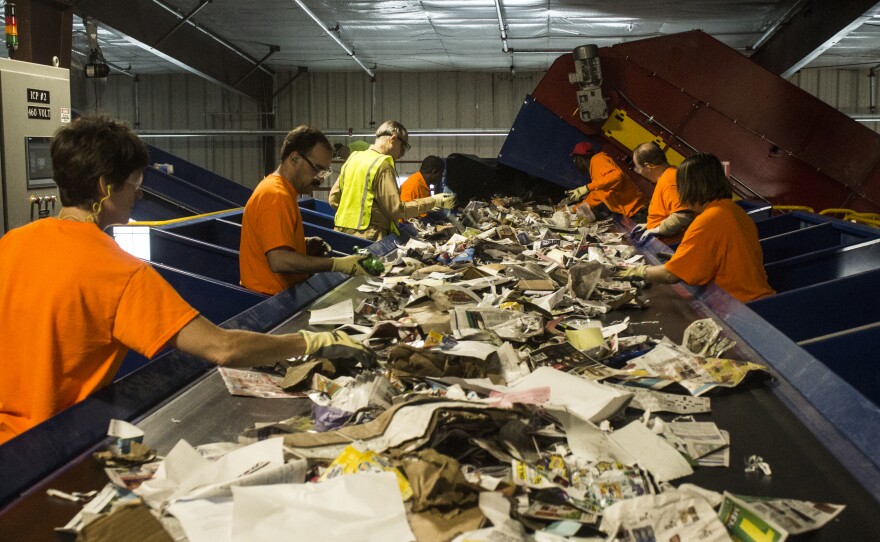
[331, 254, 369, 276]
[433, 193, 456, 209]
[612, 264, 648, 281]
[564, 185, 590, 203]
[300, 330, 377, 369]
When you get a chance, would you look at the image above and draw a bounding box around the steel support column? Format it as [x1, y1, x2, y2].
[750, 0, 880, 78]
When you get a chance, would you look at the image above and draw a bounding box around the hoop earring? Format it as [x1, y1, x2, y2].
[88, 185, 112, 223]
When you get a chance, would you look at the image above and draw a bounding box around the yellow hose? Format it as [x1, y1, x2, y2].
[127, 207, 243, 227]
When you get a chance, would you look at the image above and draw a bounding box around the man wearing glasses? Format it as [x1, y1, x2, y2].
[240, 125, 370, 295]
[329, 120, 454, 241]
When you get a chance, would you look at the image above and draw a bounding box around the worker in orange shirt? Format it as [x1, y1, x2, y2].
[629, 141, 695, 245]
[564, 141, 647, 222]
[0, 116, 375, 445]
[613, 153, 774, 303]
[400, 155, 445, 218]
[240, 125, 371, 296]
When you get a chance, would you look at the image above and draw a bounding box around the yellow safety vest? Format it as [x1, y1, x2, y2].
[334, 149, 395, 231]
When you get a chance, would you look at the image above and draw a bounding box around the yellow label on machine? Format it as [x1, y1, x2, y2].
[601, 109, 685, 165]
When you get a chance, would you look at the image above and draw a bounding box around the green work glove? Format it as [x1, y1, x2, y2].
[433, 193, 456, 209]
[612, 264, 648, 281]
[564, 185, 590, 203]
[300, 330, 377, 369]
[331, 254, 369, 276]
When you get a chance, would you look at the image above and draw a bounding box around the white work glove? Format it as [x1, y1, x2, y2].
[305, 236, 332, 257]
[636, 227, 660, 246]
[433, 193, 456, 210]
[630, 223, 658, 246]
[300, 330, 377, 369]
[564, 185, 590, 203]
[331, 254, 369, 276]
[611, 264, 648, 281]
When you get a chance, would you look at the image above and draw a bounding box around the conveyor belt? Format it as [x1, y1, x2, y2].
[2, 265, 880, 539]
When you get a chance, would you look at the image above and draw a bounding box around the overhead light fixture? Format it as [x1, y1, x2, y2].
[292, 0, 375, 78]
[494, 0, 509, 53]
[84, 18, 110, 78]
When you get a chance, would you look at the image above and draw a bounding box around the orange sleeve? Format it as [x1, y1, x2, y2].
[400, 172, 430, 202]
[647, 168, 687, 229]
[250, 189, 304, 254]
[665, 200, 774, 302]
[664, 215, 719, 286]
[584, 153, 644, 217]
[587, 153, 625, 192]
[240, 177, 308, 293]
[114, 265, 199, 358]
[400, 175, 417, 202]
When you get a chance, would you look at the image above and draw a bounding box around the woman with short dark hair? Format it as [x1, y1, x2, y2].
[0, 115, 374, 445]
[614, 153, 774, 302]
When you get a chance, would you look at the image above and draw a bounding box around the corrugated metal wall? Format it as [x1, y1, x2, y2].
[89, 67, 877, 191]
[791, 68, 877, 131]
[90, 70, 543, 190]
[86, 73, 264, 187]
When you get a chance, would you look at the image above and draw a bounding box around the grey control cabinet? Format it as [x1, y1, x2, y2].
[0, 58, 70, 234]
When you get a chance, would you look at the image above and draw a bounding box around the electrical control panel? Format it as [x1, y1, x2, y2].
[0, 58, 71, 234]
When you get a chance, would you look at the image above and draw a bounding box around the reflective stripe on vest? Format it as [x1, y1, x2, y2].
[334, 150, 394, 231]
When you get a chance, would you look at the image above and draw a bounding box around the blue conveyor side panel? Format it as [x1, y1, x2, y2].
[497, 95, 597, 190]
[802, 327, 880, 405]
[300, 207, 335, 229]
[748, 268, 880, 342]
[754, 213, 808, 237]
[147, 145, 252, 207]
[164, 218, 243, 252]
[299, 197, 337, 216]
[760, 223, 842, 264]
[150, 229, 242, 285]
[765, 239, 880, 293]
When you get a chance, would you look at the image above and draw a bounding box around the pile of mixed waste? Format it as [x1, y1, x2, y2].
[66, 197, 843, 542]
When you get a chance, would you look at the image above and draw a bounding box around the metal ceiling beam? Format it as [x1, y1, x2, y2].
[73, 0, 273, 104]
[493, 0, 509, 54]
[750, 0, 880, 78]
[292, 0, 375, 78]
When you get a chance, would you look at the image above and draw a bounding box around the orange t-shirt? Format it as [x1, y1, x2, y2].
[239, 174, 308, 295]
[0, 219, 198, 444]
[665, 199, 775, 302]
[400, 171, 431, 219]
[400, 171, 431, 202]
[647, 166, 689, 244]
[580, 152, 644, 217]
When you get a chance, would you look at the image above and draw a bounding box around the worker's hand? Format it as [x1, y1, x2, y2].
[331, 254, 369, 276]
[564, 185, 590, 203]
[630, 223, 647, 239]
[305, 236, 332, 257]
[611, 264, 648, 281]
[433, 193, 456, 210]
[300, 330, 377, 369]
[634, 226, 659, 246]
